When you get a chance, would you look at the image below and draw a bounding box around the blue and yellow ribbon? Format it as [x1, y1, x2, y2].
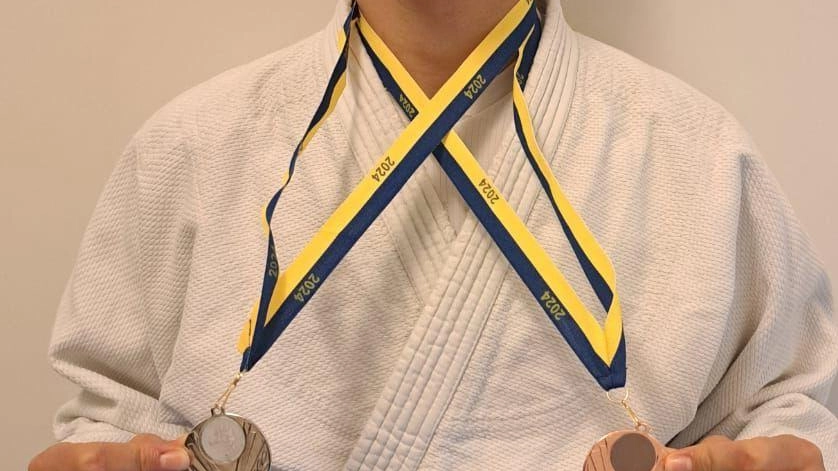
[357, 12, 625, 389]
[238, 0, 626, 391]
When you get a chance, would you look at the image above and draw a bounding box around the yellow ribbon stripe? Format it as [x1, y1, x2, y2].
[238, 0, 534, 353]
[358, 15, 623, 365]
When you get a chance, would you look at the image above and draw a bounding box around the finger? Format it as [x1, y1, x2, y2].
[736, 435, 825, 471]
[665, 436, 747, 471]
[159, 436, 191, 471]
[97, 441, 190, 471]
[662, 435, 729, 471]
[28, 440, 190, 471]
[664, 434, 824, 471]
[697, 435, 732, 446]
[134, 432, 191, 470]
[129, 433, 190, 470]
[166, 434, 189, 447]
[130, 433, 169, 447]
[661, 435, 729, 460]
[133, 433, 188, 450]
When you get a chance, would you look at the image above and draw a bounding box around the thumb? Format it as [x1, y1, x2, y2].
[664, 435, 745, 471]
[161, 434, 189, 448]
[665, 434, 824, 471]
[28, 438, 190, 471]
[95, 440, 189, 471]
[131, 434, 191, 471]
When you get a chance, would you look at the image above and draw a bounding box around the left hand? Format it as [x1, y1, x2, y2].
[663, 434, 825, 471]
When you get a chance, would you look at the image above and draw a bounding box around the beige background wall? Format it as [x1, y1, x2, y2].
[1, 1, 835, 469]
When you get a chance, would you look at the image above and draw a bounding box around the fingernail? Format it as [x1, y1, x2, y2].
[665, 454, 692, 471]
[160, 449, 190, 470]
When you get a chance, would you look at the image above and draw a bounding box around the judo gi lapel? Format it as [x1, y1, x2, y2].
[333, 2, 581, 468]
[334, 29, 458, 306]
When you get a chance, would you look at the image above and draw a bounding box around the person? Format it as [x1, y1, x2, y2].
[29, 0, 837, 470]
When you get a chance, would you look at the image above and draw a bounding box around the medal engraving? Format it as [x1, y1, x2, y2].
[187, 411, 270, 471]
[199, 415, 246, 463]
[583, 430, 666, 471]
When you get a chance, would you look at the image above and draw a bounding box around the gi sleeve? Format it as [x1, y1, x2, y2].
[671, 149, 838, 468]
[49, 132, 194, 443]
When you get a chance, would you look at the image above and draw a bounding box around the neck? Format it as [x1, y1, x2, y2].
[356, 0, 520, 96]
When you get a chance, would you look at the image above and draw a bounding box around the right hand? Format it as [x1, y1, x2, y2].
[663, 434, 825, 471]
[28, 433, 190, 471]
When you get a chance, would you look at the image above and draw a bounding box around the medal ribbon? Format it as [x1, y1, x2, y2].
[237, 0, 626, 390]
[237, 0, 538, 369]
[356, 14, 625, 389]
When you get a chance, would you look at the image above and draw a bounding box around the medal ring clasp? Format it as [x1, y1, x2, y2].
[606, 388, 652, 433]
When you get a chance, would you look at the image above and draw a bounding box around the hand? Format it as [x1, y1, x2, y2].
[28, 433, 190, 471]
[664, 434, 825, 471]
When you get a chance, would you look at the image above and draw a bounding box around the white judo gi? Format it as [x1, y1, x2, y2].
[49, 0, 838, 469]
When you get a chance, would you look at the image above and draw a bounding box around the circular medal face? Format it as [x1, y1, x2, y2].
[583, 430, 665, 471]
[186, 411, 270, 471]
[199, 415, 246, 463]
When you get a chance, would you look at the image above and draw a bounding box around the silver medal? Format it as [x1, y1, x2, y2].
[186, 409, 271, 471]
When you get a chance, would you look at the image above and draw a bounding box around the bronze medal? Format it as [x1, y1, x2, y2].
[583, 429, 666, 471]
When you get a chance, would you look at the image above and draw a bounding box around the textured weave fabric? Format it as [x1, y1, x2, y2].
[50, 0, 837, 469]
[433, 66, 513, 233]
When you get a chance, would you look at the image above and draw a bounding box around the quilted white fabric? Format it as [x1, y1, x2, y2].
[49, 0, 837, 469]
